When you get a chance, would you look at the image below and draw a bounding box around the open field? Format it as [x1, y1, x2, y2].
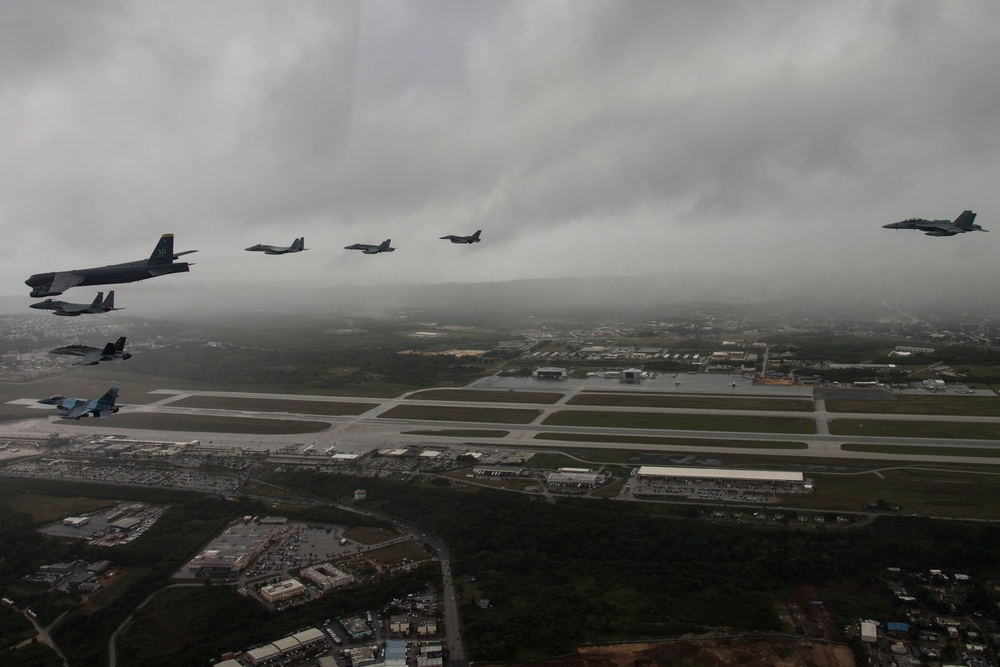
[542, 410, 817, 434]
[169, 395, 373, 415]
[402, 429, 510, 438]
[365, 540, 432, 567]
[59, 413, 331, 434]
[534, 432, 809, 449]
[378, 404, 542, 424]
[829, 418, 1000, 440]
[6, 492, 117, 524]
[787, 467, 1000, 519]
[344, 526, 400, 545]
[406, 389, 563, 404]
[568, 394, 814, 412]
[842, 443, 1000, 458]
[826, 394, 1000, 416]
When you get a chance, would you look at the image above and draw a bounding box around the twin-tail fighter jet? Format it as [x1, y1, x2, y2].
[50, 337, 131, 366]
[440, 230, 482, 244]
[245, 237, 307, 255]
[30, 291, 122, 316]
[25, 234, 196, 297]
[344, 239, 395, 254]
[883, 210, 986, 236]
[38, 387, 120, 420]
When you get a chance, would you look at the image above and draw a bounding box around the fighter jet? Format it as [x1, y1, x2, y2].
[440, 230, 482, 244]
[30, 291, 122, 316]
[245, 237, 307, 255]
[26, 234, 196, 297]
[883, 210, 987, 236]
[50, 337, 131, 365]
[37, 387, 120, 420]
[344, 239, 395, 254]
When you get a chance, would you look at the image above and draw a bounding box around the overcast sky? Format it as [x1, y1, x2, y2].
[1, 1, 998, 312]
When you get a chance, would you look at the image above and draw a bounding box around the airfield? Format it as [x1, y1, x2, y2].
[3, 370, 1000, 468]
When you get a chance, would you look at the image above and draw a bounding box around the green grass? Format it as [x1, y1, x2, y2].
[568, 394, 814, 412]
[59, 413, 332, 434]
[829, 419, 1000, 440]
[534, 432, 809, 449]
[6, 492, 118, 524]
[542, 410, 817, 434]
[842, 443, 1000, 458]
[402, 429, 510, 438]
[406, 389, 564, 404]
[169, 395, 374, 415]
[826, 394, 1000, 416]
[378, 404, 542, 424]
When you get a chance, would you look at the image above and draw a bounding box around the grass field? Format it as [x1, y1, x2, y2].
[366, 540, 432, 567]
[378, 404, 541, 424]
[170, 395, 374, 415]
[6, 492, 117, 524]
[534, 432, 809, 449]
[59, 412, 332, 434]
[344, 526, 400, 545]
[542, 410, 817, 434]
[841, 443, 1000, 458]
[826, 394, 1000, 416]
[401, 429, 510, 438]
[829, 418, 1000, 440]
[787, 468, 1000, 519]
[567, 394, 814, 412]
[406, 389, 564, 404]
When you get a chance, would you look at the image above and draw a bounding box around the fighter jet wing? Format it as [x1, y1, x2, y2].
[63, 401, 89, 419]
[46, 272, 85, 295]
[77, 350, 104, 365]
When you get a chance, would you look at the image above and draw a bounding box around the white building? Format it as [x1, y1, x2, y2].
[261, 578, 306, 603]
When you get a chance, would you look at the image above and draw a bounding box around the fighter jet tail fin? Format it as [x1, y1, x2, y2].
[955, 210, 978, 229]
[380, 239, 392, 251]
[100, 342, 116, 356]
[471, 230, 482, 241]
[114, 337, 127, 352]
[148, 234, 175, 265]
[293, 237, 305, 251]
[89, 292, 104, 311]
[103, 291, 118, 311]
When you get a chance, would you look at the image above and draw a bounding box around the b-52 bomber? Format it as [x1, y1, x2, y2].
[440, 230, 482, 244]
[245, 237, 307, 254]
[344, 239, 395, 254]
[883, 210, 987, 236]
[50, 337, 131, 365]
[25, 234, 196, 297]
[37, 387, 120, 420]
[29, 291, 122, 316]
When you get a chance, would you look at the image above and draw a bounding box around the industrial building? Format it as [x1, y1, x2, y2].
[260, 578, 306, 603]
[186, 522, 280, 578]
[242, 627, 326, 665]
[472, 465, 523, 477]
[636, 466, 811, 493]
[63, 516, 90, 528]
[534, 366, 566, 380]
[385, 639, 407, 667]
[545, 469, 605, 488]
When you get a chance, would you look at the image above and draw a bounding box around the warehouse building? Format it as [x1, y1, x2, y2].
[472, 465, 523, 477]
[534, 366, 566, 380]
[63, 516, 90, 528]
[186, 522, 280, 578]
[545, 470, 605, 488]
[636, 466, 810, 493]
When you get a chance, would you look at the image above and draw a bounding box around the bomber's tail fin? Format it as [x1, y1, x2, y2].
[954, 210, 977, 228]
[114, 337, 127, 352]
[148, 234, 175, 265]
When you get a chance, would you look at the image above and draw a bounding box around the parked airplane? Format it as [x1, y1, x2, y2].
[246, 237, 307, 255]
[344, 239, 395, 254]
[26, 234, 196, 297]
[30, 291, 122, 316]
[440, 230, 482, 244]
[50, 337, 131, 365]
[37, 387, 120, 420]
[883, 210, 986, 236]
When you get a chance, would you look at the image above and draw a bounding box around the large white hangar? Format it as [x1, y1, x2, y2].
[636, 466, 811, 493]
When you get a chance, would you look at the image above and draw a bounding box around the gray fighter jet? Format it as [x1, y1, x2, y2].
[440, 230, 482, 244]
[26, 234, 196, 297]
[37, 387, 120, 420]
[50, 337, 131, 365]
[883, 210, 986, 236]
[30, 291, 122, 316]
[344, 239, 395, 254]
[246, 237, 307, 254]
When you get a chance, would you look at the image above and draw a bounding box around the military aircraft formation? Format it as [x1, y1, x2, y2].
[883, 210, 987, 236]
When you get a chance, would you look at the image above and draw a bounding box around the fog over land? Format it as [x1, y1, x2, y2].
[1, 2, 998, 317]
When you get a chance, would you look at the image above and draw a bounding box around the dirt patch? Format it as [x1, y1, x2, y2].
[481, 638, 855, 667]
